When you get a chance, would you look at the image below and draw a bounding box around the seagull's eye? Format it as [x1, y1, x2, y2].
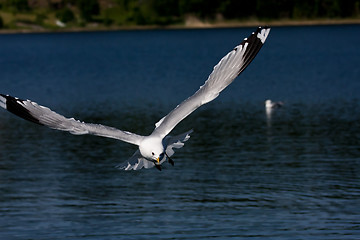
[152, 152, 155, 156]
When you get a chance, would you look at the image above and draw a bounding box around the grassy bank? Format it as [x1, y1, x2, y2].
[1, 10, 360, 34]
[1, 0, 360, 33]
[0, 17, 360, 34]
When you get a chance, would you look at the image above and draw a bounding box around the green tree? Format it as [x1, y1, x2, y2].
[153, 0, 180, 17]
[35, 13, 47, 25]
[77, 0, 100, 21]
[56, 8, 75, 23]
[318, 0, 341, 17]
[6, 0, 29, 12]
[293, 0, 318, 18]
[179, 0, 221, 19]
[219, 0, 257, 19]
[256, 0, 295, 19]
[0, 15, 3, 28]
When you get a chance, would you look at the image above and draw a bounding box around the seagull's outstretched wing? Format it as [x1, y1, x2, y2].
[0, 94, 144, 145]
[152, 26, 270, 138]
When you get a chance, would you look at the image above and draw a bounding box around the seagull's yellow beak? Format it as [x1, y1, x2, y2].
[156, 157, 160, 164]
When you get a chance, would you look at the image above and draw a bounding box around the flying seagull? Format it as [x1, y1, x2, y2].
[0, 26, 270, 171]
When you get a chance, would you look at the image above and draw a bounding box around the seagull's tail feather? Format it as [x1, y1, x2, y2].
[116, 150, 155, 171]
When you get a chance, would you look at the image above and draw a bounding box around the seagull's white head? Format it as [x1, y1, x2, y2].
[139, 137, 165, 164]
[265, 99, 273, 108]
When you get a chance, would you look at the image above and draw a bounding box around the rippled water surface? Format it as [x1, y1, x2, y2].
[0, 25, 360, 239]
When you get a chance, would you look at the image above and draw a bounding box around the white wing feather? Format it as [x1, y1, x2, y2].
[0, 27, 270, 148]
[0, 94, 144, 145]
[151, 27, 270, 138]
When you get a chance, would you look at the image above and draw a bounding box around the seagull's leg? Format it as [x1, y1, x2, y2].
[165, 153, 174, 166]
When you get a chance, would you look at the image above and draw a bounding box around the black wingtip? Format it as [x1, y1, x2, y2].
[155, 164, 162, 171]
[251, 26, 270, 36]
[0, 94, 43, 125]
[259, 26, 270, 29]
[236, 26, 270, 75]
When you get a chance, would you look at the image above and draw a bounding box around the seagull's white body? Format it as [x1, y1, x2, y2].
[0, 27, 270, 171]
[265, 99, 284, 109]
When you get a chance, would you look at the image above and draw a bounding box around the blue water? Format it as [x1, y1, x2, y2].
[0, 25, 360, 239]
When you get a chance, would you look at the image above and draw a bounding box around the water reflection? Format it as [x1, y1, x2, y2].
[0, 100, 360, 238]
[1, 23, 360, 238]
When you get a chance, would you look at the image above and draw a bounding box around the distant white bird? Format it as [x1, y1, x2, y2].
[0, 27, 270, 171]
[55, 20, 66, 28]
[265, 99, 284, 109]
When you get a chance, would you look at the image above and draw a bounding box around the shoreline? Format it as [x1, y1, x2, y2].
[1, 18, 360, 34]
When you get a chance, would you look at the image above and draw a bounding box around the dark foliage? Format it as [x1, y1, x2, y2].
[1, 0, 359, 28]
[5, 0, 29, 12]
[55, 8, 75, 23]
[77, 0, 100, 21]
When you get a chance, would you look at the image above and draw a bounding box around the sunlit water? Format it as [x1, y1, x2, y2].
[0, 25, 360, 239]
